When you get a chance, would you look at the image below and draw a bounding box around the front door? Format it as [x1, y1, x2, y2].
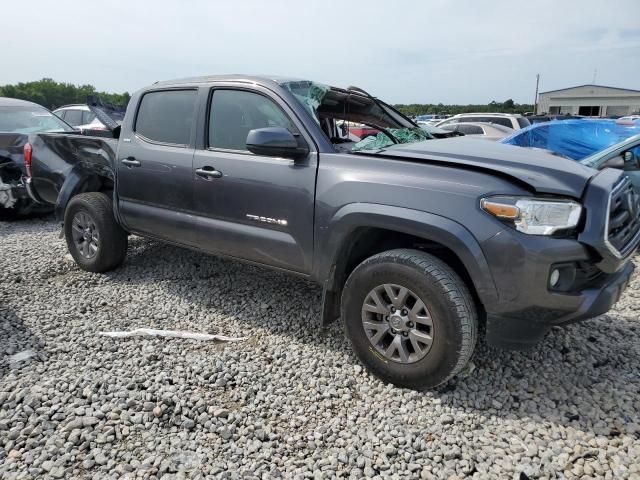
[191, 86, 317, 273]
[117, 88, 199, 245]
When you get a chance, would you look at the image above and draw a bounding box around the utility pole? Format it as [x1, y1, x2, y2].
[592, 68, 598, 84]
[533, 74, 540, 114]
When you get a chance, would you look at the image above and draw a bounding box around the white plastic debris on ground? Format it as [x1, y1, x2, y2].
[97, 328, 247, 342]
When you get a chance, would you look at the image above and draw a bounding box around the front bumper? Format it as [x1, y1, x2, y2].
[479, 168, 640, 350]
[481, 227, 636, 350]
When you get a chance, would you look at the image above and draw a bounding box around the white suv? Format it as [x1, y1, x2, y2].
[53, 105, 107, 131]
[436, 113, 530, 130]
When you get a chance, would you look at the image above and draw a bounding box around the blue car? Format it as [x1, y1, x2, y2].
[501, 119, 640, 160]
[580, 134, 640, 192]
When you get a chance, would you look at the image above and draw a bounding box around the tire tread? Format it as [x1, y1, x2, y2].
[343, 248, 478, 389]
[64, 192, 127, 272]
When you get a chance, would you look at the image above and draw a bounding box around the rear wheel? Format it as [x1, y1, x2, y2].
[342, 248, 478, 390]
[64, 192, 127, 272]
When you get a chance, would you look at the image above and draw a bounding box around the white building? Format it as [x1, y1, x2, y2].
[537, 84, 640, 117]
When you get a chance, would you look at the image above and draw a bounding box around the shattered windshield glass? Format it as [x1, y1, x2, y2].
[280, 80, 330, 123]
[279, 79, 431, 152]
[352, 127, 432, 151]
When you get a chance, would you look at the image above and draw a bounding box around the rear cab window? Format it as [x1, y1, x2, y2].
[135, 89, 198, 146]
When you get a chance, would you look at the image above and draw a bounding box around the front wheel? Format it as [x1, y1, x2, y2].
[342, 249, 478, 390]
[64, 192, 128, 273]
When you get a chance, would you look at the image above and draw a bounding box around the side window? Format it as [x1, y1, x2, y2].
[135, 90, 197, 145]
[65, 109, 83, 126]
[457, 124, 484, 135]
[490, 117, 514, 128]
[82, 111, 97, 124]
[517, 117, 531, 128]
[54, 110, 66, 120]
[208, 89, 295, 151]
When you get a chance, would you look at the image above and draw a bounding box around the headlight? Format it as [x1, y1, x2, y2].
[480, 196, 582, 235]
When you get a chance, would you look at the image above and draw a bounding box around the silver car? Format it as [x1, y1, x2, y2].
[439, 122, 514, 141]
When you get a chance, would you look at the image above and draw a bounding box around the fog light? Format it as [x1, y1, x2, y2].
[549, 269, 560, 287]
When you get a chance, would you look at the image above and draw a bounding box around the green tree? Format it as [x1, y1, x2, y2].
[394, 99, 533, 117]
[0, 78, 130, 110]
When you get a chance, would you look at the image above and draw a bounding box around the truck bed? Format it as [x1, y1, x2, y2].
[28, 132, 119, 210]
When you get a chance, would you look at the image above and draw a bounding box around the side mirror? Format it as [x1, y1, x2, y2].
[246, 127, 309, 160]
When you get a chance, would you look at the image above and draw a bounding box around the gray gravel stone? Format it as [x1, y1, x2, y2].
[1, 218, 639, 479]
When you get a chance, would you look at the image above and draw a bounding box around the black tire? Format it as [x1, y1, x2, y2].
[342, 248, 477, 390]
[64, 192, 127, 273]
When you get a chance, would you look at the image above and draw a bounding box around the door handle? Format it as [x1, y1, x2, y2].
[195, 167, 223, 179]
[121, 157, 141, 167]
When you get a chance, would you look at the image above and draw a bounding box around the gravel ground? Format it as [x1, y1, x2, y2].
[1, 217, 639, 480]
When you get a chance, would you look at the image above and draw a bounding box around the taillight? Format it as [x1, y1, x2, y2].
[24, 143, 33, 177]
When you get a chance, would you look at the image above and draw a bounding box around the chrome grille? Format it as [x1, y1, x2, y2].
[606, 176, 640, 257]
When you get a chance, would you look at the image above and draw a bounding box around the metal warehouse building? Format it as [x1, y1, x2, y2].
[537, 84, 640, 117]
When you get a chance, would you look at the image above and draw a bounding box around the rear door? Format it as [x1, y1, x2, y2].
[117, 88, 199, 244]
[191, 86, 317, 273]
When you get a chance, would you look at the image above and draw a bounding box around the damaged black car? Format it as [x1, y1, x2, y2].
[0, 97, 74, 220]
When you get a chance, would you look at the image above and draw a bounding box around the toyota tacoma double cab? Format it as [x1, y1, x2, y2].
[23, 75, 639, 389]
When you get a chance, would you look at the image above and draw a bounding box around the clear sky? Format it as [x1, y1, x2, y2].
[2, 0, 639, 104]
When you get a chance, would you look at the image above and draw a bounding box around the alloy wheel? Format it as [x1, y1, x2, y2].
[361, 283, 434, 363]
[71, 211, 100, 259]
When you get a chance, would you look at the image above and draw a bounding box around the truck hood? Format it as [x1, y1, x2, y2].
[362, 136, 596, 198]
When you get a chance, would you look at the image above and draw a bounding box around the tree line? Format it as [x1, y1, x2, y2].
[1, 78, 533, 116]
[0, 79, 131, 110]
[395, 99, 534, 116]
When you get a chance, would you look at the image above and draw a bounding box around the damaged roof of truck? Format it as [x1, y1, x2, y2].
[151, 74, 305, 86]
[149, 75, 429, 151]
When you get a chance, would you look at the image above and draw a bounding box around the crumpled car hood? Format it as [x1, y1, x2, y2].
[361, 136, 597, 198]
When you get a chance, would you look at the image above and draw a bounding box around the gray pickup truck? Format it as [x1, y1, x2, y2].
[24, 75, 640, 389]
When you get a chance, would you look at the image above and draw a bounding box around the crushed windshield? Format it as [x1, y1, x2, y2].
[279, 80, 430, 152]
[0, 106, 74, 133]
[352, 127, 432, 151]
[280, 80, 330, 123]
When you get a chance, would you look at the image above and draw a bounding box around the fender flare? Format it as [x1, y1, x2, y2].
[54, 164, 115, 220]
[316, 203, 499, 312]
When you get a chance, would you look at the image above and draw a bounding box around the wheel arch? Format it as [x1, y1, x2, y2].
[55, 165, 115, 221]
[316, 203, 498, 325]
